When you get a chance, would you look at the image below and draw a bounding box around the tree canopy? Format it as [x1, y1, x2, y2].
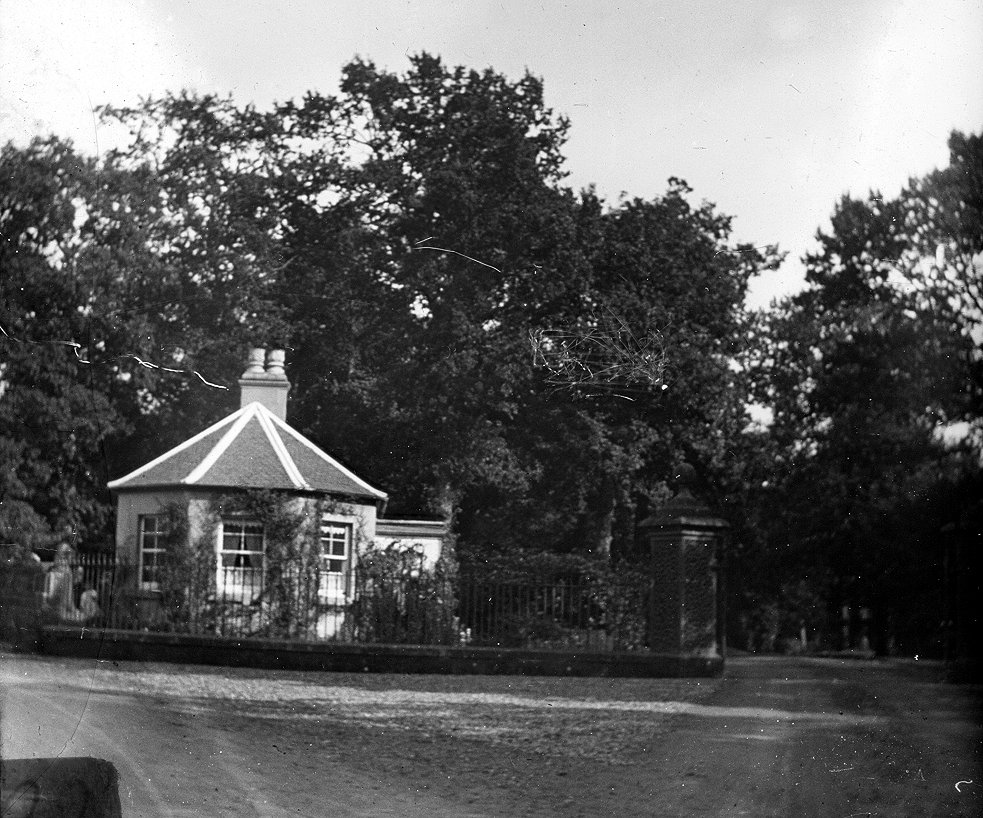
[745, 130, 982, 654]
[1, 53, 977, 656]
[74, 54, 768, 559]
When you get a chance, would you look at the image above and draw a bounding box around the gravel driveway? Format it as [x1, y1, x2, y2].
[2, 650, 980, 816]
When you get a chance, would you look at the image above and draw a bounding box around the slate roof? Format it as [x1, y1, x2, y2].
[107, 402, 387, 501]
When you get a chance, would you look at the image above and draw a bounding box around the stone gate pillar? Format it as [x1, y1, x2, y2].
[640, 465, 728, 671]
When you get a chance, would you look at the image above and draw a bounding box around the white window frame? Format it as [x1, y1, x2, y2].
[320, 519, 352, 573]
[217, 518, 265, 600]
[319, 515, 355, 601]
[138, 514, 168, 591]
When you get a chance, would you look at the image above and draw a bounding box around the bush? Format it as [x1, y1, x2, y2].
[457, 547, 650, 651]
[350, 541, 460, 645]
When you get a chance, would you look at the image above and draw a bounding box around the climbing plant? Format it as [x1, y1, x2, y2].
[139, 501, 215, 633]
[202, 490, 319, 638]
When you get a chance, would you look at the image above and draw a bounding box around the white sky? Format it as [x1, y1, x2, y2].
[1, 0, 981, 307]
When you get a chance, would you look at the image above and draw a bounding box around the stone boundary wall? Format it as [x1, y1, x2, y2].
[40, 626, 723, 678]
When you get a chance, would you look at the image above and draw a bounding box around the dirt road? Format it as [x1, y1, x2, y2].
[1, 651, 979, 816]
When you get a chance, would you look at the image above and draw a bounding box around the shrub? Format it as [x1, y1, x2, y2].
[457, 547, 650, 651]
[350, 540, 460, 645]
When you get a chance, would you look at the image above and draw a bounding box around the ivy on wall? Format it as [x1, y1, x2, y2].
[157, 500, 212, 632]
[206, 489, 325, 639]
[115, 489, 465, 645]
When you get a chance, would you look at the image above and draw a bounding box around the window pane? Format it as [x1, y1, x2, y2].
[243, 532, 264, 551]
[222, 522, 264, 549]
[219, 520, 264, 600]
[140, 515, 168, 587]
[319, 521, 350, 574]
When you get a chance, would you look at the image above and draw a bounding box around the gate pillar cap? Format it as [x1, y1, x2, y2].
[640, 463, 730, 531]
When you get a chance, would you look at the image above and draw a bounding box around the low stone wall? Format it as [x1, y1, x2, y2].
[41, 626, 724, 678]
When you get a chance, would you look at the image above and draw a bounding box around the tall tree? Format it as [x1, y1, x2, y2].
[92, 54, 777, 562]
[0, 128, 290, 544]
[746, 130, 982, 654]
[288, 55, 596, 521]
[101, 94, 298, 444]
[1, 138, 155, 541]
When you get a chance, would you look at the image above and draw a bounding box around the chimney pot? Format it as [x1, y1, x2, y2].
[265, 349, 287, 379]
[242, 348, 266, 379]
[239, 346, 290, 419]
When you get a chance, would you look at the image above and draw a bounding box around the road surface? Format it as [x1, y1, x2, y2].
[1, 650, 979, 816]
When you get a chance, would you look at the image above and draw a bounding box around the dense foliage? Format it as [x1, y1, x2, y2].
[1, 54, 768, 554]
[744, 131, 982, 655]
[350, 539, 461, 645]
[1, 53, 978, 655]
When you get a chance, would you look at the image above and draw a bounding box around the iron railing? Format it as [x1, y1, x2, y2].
[35, 553, 650, 652]
[458, 574, 648, 652]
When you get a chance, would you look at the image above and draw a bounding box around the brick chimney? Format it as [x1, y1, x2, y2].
[238, 347, 290, 419]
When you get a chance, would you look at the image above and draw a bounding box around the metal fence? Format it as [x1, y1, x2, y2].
[458, 574, 648, 652]
[34, 553, 650, 652]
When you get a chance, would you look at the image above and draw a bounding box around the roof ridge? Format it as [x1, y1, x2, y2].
[254, 404, 310, 490]
[183, 404, 258, 484]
